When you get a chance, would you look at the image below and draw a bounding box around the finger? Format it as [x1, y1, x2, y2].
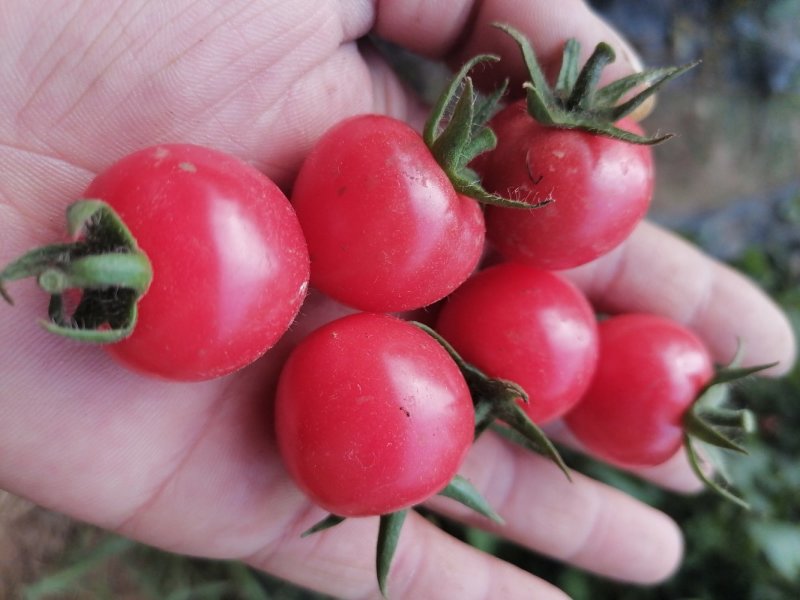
[248, 507, 570, 600]
[560, 220, 797, 376]
[360, 41, 431, 131]
[374, 0, 648, 105]
[426, 433, 685, 584]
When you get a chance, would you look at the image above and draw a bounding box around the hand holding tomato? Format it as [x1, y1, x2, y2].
[0, 2, 796, 600]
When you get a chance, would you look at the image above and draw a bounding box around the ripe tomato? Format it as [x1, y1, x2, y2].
[565, 313, 714, 466]
[90, 144, 310, 381]
[435, 262, 598, 424]
[275, 312, 474, 517]
[290, 114, 485, 312]
[478, 101, 653, 270]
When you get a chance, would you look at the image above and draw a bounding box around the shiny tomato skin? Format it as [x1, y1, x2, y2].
[565, 313, 714, 466]
[290, 114, 485, 312]
[86, 144, 310, 381]
[480, 100, 653, 270]
[275, 313, 474, 517]
[435, 262, 599, 424]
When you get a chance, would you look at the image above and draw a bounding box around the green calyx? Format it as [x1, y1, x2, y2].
[494, 22, 699, 144]
[0, 199, 152, 343]
[301, 475, 500, 598]
[423, 55, 548, 209]
[414, 322, 570, 480]
[682, 356, 778, 509]
[302, 510, 408, 599]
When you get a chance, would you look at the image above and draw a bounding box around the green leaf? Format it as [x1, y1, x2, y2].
[430, 77, 477, 171]
[708, 362, 779, 387]
[749, 520, 800, 581]
[573, 120, 675, 145]
[684, 407, 750, 454]
[523, 82, 560, 126]
[473, 399, 497, 438]
[67, 198, 143, 251]
[66, 199, 107, 237]
[462, 128, 498, 167]
[423, 54, 499, 147]
[377, 510, 408, 598]
[492, 403, 571, 481]
[600, 60, 700, 122]
[492, 21, 696, 143]
[565, 42, 616, 111]
[438, 475, 504, 524]
[554, 39, 580, 95]
[41, 313, 136, 344]
[472, 78, 508, 131]
[491, 23, 554, 107]
[23, 535, 134, 600]
[595, 65, 686, 107]
[449, 171, 546, 208]
[225, 563, 272, 600]
[165, 581, 232, 600]
[464, 527, 502, 554]
[684, 435, 750, 510]
[421, 53, 537, 206]
[300, 513, 346, 537]
[0, 243, 77, 303]
[0, 199, 152, 343]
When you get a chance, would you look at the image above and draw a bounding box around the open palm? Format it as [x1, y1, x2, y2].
[1, 1, 795, 598]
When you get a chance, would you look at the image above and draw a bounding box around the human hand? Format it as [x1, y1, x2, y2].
[0, 1, 795, 599]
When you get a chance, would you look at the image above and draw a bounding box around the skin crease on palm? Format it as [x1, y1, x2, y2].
[0, 0, 796, 598]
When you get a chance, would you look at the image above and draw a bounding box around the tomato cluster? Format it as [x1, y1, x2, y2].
[0, 23, 769, 598]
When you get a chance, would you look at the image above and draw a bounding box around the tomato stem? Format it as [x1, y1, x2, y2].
[37, 253, 151, 295]
[0, 199, 152, 343]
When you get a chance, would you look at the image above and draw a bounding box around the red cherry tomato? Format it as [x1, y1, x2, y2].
[290, 114, 485, 312]
[565, 313, 714, 466]
[275, 312, 474, 517]
[88, 144, 309, 381]
[478, 101, 653, 269]
[435, 262, 598, 424]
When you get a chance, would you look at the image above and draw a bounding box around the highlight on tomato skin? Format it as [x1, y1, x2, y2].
[565, 313, 715, 467]
[274, 312, 475, 517]
[435, 262, 599, 425]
